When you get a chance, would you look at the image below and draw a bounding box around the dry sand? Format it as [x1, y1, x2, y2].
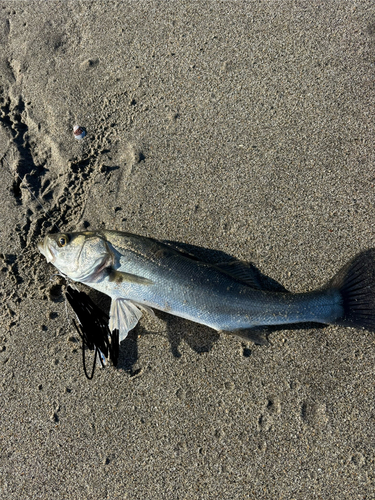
[1, 1, 375, 498]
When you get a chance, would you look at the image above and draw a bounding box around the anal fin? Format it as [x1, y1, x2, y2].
[223, 328, 269, 345]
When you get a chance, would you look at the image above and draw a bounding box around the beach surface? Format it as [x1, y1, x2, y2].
[1, 1, 375, 498]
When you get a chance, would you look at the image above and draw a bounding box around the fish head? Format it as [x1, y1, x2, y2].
[38, 231, 112, 282]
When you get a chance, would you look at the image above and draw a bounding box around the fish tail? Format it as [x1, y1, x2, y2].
[326, 249, 375, 331]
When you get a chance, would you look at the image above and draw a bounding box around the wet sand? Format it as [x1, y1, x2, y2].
[1, 1, 375, 498]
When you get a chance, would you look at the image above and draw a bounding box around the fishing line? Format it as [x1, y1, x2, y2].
[66, 286, 119, 379]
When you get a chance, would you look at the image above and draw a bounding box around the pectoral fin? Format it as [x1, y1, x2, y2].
[108, 269, 153, 285]
[109, 298, 144, 342]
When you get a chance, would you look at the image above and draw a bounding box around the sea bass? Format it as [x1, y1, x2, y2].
[38, 230, 375, 344]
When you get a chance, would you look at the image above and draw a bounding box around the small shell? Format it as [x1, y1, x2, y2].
[73, 125, 86, 140]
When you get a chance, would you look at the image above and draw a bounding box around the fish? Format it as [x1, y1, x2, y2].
[38, 230, 375, 350]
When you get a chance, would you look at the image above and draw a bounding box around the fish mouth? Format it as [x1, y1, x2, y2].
[37, 239, 55, 263]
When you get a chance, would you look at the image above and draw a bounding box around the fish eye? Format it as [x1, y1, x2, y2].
[57, 234, 70, 248]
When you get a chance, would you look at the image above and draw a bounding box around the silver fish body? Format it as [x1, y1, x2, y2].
[38, 230, 375, 342]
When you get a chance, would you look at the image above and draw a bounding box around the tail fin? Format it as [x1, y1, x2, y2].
[327, 249, 375, 331]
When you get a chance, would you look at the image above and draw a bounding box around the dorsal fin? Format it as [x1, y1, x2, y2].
[161, 241, 202, 261]
[214, 260, 260, 289]
[163, 240, 261, 289]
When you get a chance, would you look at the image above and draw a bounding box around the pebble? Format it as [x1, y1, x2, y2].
[73, 125, 86, 140]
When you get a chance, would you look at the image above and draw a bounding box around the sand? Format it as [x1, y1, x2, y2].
[1, 1, 375, 498]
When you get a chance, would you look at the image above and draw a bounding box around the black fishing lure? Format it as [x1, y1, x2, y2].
[65, 286, 119, 379]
